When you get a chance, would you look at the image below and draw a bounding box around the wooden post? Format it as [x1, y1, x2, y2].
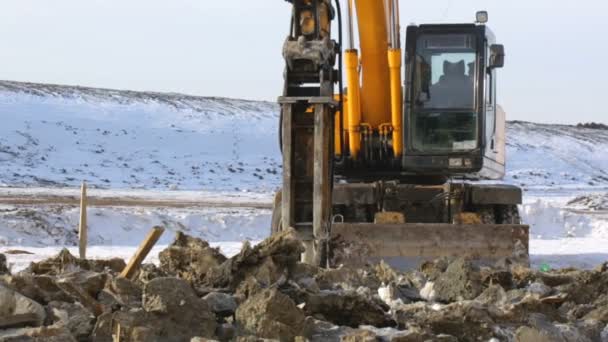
[281, 104, 295, 232]
[113, 321, 122, 342]
[79, 182, 88, 260]
[120, 226, 165, 279]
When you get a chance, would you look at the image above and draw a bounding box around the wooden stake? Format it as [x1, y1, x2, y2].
[113, 321, 122, 342]
[120, 226, 165, 279]
[79, 182, 88, 260]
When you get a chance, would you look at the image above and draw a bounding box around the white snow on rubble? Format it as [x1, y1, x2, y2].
[2, 81, 608, 191]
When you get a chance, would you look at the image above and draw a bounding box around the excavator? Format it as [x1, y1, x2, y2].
[273, 0, 529, 270]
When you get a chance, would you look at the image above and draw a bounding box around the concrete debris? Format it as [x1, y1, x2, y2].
[47, 301, 95, 341]
[159, 231, 227, 283]
[0, 284, 46, 327]
[2, 232, 608, 341]
[26, 248, 125, 276]
[142, 277, 217, 338]
[203, 292, 237, 318]
[204, 228, 304, 291]
[433, 258, 483, 302]
[235, 288, 306, 341]
[304, 290, 395, 328]
[0, 323, 77, 341]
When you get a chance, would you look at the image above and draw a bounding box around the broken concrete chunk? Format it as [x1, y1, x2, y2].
[236, 288, 306, 341]
[4, 274, 72, 305]
[107, 276, 142, 308]
[26, 249, 125, 276]
[159, 231, 227, 283]
[340, 329, 378, 342]
[203, 292, 237, 318]
[47, 301, 95, 341]
[434, 258, 483, 303]
[0, 323, 77, 341]
[0, 284, 46, 327]
[304, 290, 395, 328]
[205, 229, 304, 291]
[60, 270, 108, 298]
[142, 277, 217, 339]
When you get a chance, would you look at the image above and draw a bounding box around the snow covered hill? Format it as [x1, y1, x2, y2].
[1, 80, 608, 192]
[0, 81, 280, 192]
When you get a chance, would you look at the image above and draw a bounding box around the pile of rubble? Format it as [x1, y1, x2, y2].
[1, 229, 608, 341]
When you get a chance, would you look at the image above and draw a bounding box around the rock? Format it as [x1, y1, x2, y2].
[0, 253, 9, 274]
[425, 302, 495, 340]
[375, 261, 398, 285]
[419, 258, 449, 281]
[205, 229, 304, 291]
[340, 329, 377, 342]
[476, 284, 507, 307]
[584, 305, 608, 322]
[0, 284, 46, 327]
[203, 292, 237, 318]
[159, 232, 227, 283]
[304, 290, 395, 328]
[135, 263, 167, 286]
[601, 324, 608, 341]
[527, 282, 553, 298]
[523, 313, 568, 342]
[47, 301, 95, 341]
[555, 323, 592, 342]
[316, 267, 381, 291]
[142, 278, 217, 339]
[59, 270, 108, 298]
[434, 258, 482, 303]
[0, 323, 77, 341]
[106, 276, 142, 308]
[26, 249, 124, 275]
[389, 330, 456, 342]
[235, 288, 306, 341]
[480, 268, 514, 289]
[514, 326, 554, 342]
[215, 323, 236, 341]
[3, 274, 72, 305]
[90, 311, 113, 342]
[234, 276, 264, 302]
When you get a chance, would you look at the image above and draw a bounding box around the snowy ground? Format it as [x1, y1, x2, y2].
[0, 80, 607, 272]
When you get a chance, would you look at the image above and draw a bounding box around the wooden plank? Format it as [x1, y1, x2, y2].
[281, 104, 295, 231]
[120, 226, 165, 279]
[113, 321, 122, 342]
[0, 313, 39, 329]
[312, 103, 332, 266]
[79, 182, 88, 259]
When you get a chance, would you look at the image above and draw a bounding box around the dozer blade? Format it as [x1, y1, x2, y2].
[330, 223, 529, 270]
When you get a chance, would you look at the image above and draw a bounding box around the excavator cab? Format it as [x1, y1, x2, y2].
[403, 23, 507, 180]
[276, 1, 528, 270]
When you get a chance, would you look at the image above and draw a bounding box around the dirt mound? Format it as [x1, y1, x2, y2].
[1, 233, 608, 341]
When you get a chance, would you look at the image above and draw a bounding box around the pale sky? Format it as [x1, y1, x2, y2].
[0, 0, 606, 124]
